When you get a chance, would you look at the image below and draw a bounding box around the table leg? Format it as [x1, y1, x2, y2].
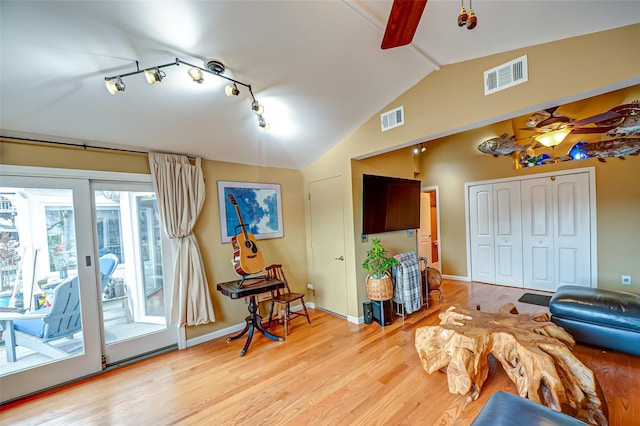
[227, 295, 283, 356]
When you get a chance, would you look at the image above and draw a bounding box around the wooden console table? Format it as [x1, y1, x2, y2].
[216, 277, 285, 356]
[415, 304, 608, 425]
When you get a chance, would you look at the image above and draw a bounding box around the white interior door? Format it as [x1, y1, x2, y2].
[493, 181, 523, 288]
[309, 176, 347, 317]
[554, 173, 591, 289]
[469, 184, 495, 283]
[522, 177, 555, 291]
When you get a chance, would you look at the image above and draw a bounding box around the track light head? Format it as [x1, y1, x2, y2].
[258, 116, 269, 130]
[188, 67, 204, 84]
[105, 77, 125, 95]
[251, 101, 264, 115]
[206, 60, 225, 75]
[144, 68, 165, 85]
[225, 83, 240, 96]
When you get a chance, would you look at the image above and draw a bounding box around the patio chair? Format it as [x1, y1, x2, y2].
[6, 276, 81, 361]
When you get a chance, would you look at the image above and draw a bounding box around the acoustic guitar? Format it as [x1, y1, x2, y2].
[227, 194, 265, 275]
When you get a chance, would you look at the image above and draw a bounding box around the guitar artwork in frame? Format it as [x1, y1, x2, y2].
[217, 180, 284, 245]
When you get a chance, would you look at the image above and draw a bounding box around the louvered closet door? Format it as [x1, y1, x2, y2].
[469, 184, 495, 283]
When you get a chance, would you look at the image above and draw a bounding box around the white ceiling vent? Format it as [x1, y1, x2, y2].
[381, 106, 404, 132]
[484, 55, 528, 95]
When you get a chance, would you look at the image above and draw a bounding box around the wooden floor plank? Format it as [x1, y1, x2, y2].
[1, 280, 638, 425]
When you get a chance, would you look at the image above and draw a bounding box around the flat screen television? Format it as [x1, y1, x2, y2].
[362, 174, 421, 235]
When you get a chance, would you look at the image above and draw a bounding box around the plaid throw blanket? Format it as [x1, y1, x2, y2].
[392, 252, 422, 314]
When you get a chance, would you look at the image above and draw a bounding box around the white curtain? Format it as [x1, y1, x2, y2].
[148, 152, 215, 326]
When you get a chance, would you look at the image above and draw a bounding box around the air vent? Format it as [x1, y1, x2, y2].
[381, 106, 404, 132]
[484, 55, 528, 95]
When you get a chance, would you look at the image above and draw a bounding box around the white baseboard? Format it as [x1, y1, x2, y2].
[443, 274, 470, 282]
[347, 315, 362, 324]
[186, 301, 316, 348]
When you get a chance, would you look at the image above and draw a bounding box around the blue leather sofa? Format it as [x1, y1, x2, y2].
[471, 391, 588, 426]
[549, 285, 640, 356]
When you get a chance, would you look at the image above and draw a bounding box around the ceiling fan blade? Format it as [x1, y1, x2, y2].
[381, 0, 428, 50]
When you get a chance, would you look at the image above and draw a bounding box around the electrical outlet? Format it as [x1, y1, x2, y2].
[621, 275, 632, 286]
[407, 229, 414, 237]
[361, 234, 368, 243]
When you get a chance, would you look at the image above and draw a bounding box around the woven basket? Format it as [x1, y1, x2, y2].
[366, 273, 394, 301]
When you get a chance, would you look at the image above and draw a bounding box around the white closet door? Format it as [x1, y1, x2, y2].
[522, 178, 555, 291]
[469, 184, 495, 283]
[554, 173, 591, 289]
[493, 181, 523, 287]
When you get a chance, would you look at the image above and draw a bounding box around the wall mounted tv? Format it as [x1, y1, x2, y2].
[362, 174, 421, 235]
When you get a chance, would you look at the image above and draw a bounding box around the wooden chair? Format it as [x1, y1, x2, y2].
[7, 276, 81, 361]
[266, 264, 311, 337]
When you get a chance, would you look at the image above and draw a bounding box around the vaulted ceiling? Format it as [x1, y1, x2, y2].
[1, 1, 638, 169]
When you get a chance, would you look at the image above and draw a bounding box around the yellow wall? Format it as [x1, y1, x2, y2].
[0, 140, 309, 339]
[304, 24, 640, 317]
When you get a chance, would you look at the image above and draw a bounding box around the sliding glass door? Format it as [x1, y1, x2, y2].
[92, 182, 176, 365]
[0, 167, 179, 403]
[0, 175, 102, 402]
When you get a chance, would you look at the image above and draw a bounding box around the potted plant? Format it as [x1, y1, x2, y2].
[362, 238, 399, 300]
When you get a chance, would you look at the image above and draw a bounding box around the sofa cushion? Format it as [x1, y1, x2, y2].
[549, 285, 640, 332]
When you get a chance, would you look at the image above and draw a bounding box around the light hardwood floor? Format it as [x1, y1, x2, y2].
[1, 280, 639, 425]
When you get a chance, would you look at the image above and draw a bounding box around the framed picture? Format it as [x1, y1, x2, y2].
[217, 180, 284, 243]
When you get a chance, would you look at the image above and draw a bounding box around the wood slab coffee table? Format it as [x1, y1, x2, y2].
[415, 304, 608, 425]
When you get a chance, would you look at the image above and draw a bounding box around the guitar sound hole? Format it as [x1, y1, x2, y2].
[245, 241, 258, 253]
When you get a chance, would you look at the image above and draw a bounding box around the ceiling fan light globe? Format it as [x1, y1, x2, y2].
[535, 129, 571, 147]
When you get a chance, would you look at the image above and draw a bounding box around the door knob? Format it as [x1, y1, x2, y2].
[335, 256, 345, 261]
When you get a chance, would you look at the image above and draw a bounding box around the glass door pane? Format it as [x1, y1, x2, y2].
[0, 177, 102, 403]
[93, 184, 176, 366]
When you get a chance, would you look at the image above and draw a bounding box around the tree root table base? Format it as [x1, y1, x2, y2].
[415, 304, 608, 425]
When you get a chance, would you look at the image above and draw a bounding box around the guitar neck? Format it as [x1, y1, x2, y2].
[233, 204, 250, 238]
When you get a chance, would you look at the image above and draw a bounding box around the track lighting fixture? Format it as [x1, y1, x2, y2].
[412, 143, 427, 155]
[225, 83, 239, 96]
[103, 57, 268, 130]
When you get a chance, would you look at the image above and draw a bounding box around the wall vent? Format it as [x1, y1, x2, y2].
[381, 106, 404, 132]
[484, 55, 528, 95]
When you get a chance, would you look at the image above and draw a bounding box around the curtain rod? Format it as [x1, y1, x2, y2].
[1, 135, 200, 159]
